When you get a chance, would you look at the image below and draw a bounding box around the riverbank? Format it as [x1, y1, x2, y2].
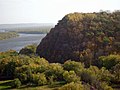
[0, 33, 46, 52]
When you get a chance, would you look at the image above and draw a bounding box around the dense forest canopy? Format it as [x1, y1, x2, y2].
[0, 45, 120, 89]
[37, 11, 120, 66]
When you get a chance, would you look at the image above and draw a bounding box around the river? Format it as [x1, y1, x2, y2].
[0, 33, 46, 52]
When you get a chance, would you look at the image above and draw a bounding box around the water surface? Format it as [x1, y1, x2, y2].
[0, 33, 46, 52]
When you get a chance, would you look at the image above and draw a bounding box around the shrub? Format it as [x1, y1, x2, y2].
[63, 70, 80, 83]
[12, 78, 21, 88]
[63, 60, 84, 75]
[32, 73, 39, 84]
[80, 70, 96, 85]
[84, 84, 91, 90]
[37, 73, 47, 86]
[30, 57, 49, 73]
[33, 57, 49, 66]
[45, 63, 64, 81]
[88, 66, 112, 83]
[0, 50, 18, 59]
[15, 65, 32, 83]
[103, 37, 110, 44]
[99, 55, 120, 69]
[80, 68, 113, 90]
[58, 82, 84, 90]
[100, 82, 113, 90]
[17, 73, 28, 83]
[2, 61, 16, 79]
[98, 67, 112, 83]
[32, 73, 47, 86]
[48, 75, 54, 85]
[111, 63, 120, 82]
[19, 44, 37, 55]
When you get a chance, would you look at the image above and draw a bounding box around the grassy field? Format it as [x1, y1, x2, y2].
[0, 80, 65, 90]
[0, 80, 120, 90]
[0, 80, 13, 90]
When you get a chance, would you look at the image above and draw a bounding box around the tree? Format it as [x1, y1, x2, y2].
[99, 55, 120, 69]
[19, 44, 37, 56]
[63, 70, 80, 83]
[63, 60, 84, 74]
[12, 78, 21, 88]
[45, 63, 64, 81]
[111, 63, 120, 82]
[32, 73, 47, 86]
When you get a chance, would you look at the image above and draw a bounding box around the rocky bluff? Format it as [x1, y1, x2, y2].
[36, 12, 120, 65]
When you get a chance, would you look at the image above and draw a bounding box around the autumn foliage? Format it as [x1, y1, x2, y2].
[37, 11, 120, 67]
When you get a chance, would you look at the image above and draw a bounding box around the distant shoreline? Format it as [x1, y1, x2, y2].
[0, 33, 46, 52]
[0, 32, 47, 41]
[0, 32, 19, 40]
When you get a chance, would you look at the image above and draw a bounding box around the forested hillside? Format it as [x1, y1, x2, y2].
[37, 11, 120, 67]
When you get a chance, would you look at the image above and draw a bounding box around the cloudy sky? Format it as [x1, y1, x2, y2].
[0, 0, 120, 24]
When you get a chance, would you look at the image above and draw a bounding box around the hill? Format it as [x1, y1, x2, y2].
[36, 11, 120, 66]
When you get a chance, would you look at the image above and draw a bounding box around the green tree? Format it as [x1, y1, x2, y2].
[99, 55, 120, 69]
[2, 61, 16, 79]
[32, 73, 47, 86]
[63, 70, 80, 83]
[19, 44, 37, 56]
[111, 63, 120, 82]
[45, 63, 64, 81]
[12, 78, 21, 88]
[63, 60, 84, 75]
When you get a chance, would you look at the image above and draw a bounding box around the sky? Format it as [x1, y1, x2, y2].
[0, 0, 120, 24]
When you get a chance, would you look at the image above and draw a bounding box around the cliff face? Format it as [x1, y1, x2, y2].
[36, 12, 120, 65]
